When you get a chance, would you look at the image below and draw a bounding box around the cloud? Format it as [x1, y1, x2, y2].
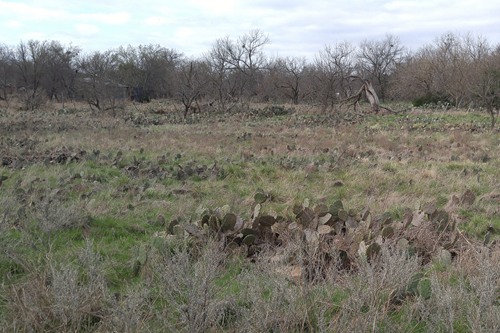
[4, 20, 22, 29]
[143, 16, 167, 26]
[78, 12, 131, 25]
[185, 0, 238, 16]
[0, 0, 499, 59]
[0, 0, 66, 21]
[75, 24, 101, 36]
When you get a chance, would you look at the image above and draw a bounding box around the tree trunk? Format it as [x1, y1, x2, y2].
[487, 106, 498, 129]
[363, 79, 380, 113]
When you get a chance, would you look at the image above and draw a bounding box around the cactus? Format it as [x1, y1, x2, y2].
[402, 208, 413, 228]
[256, 215, 276, 227]
[431, 210, 450, 231]
[132, 244, 149, 277]
[366, 242, 381, 261]
[222, 213, 237, 232]
[172, 224, 185, 239]
[208, 214, 220, 231]
[418, 278, 432, 300]
[155, 214, 166, 227]
[406, 272, 424, 296]
[314, 203, 329, 217]
[358, 241, 367, 258]
[168, 218, 181, 234]
[435, 248, 452, 266]
[151, 190, 467, 276]
[215, 204, 231, 219]
[241, 228, 257, 237]
[411, 210, 426, 227]
[337, 209, 348, 222]
[345, 216, 358, 229]
[380, 212, 392, 225]
[381, 226, 394, 238]
[330, 200, 344, 219]
[252, 203, 261, 220]
[317, 225, 333, 235]
[292, 203, 303, 215]
[184, 223, 202, 237]
[234, 215, 244, 232]
[338, 250, 351, 269]
[318, 213, 333, 225]
[297, 207, 315, 226]
[243, 234, 256, 245]
[138, 244, 148, 263]
[361, 208, 371, 222]
[397, 238, 409, 252]
[254, 191, 268, 204]
[303, 198, 310, 208]
[303, 229, 319, 248]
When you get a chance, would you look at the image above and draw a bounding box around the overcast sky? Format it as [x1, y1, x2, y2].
[1, 0, 499, 59]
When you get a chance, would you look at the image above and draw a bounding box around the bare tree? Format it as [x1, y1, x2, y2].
[206, 30, 269, 106]
[389, 47, 435, 102]
[175, 59, 211, 118]
[0, 43, 16, 104]
[138, 45, 181, 99]
[468, 44, 500, 128]
[392, 32, 495, 110]
[429, 33, 472, 108]
[115, 44, 182, 101]
[41, 41, 80, 106]
[76, 51, 123, 112]
[15, 40, 50, 110]
[313, 42, 356, 110]
[357, 34, 405, 101]
[271, 56, 309, 104]
[205, 41, 236, 112]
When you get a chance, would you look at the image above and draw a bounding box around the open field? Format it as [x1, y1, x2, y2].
[0, 101, 499, 332]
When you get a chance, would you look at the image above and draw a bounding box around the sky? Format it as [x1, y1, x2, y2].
[1, 0, 499, 59]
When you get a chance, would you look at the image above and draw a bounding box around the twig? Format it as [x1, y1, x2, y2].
[456, 227, 481, 255]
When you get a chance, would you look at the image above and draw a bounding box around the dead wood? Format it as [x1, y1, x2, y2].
[341, 76, 400, 114]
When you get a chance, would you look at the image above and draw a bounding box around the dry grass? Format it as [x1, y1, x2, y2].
[0, 101, 498, 331]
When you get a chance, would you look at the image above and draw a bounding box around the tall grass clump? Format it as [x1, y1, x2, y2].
[147, 238, 230, 332]
[2, 241, 107, 332]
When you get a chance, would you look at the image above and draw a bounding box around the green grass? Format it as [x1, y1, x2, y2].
[460, 210, 500, 238]
[215, 258, 245, 296]
[363, 111, 493, 131]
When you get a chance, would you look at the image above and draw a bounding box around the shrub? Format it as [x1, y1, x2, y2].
[148, 238, 229, 332]
[412, 93, 451, 108]
[2, 241, 108, 332]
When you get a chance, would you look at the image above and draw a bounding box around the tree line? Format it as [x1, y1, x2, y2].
[0, 30, 498, 124]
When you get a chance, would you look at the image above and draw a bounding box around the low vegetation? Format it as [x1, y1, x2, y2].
[0, 99, 498, 332]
